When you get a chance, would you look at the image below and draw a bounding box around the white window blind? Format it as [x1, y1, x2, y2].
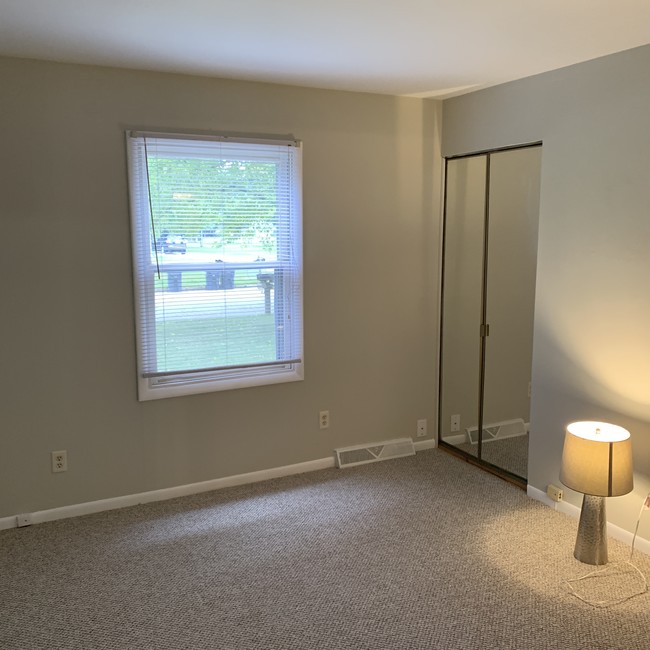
[126, 132, 303, 400]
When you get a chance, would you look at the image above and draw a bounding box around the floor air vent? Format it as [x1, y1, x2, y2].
[466, 418, 526, 444]
[335, 438, 415, 469]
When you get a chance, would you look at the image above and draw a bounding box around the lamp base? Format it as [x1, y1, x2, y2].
[574, 494, 608, 565]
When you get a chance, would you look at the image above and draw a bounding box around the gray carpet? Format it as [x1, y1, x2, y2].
[1, 449, 649, 649]
[455, 433, 529, 478]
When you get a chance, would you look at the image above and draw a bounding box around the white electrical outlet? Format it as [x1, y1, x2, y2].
[319, 410, 330, 429]
[416, 419, 427, 437]
[451, 414, 460, 432]
[547, 484, 563, 502]
[51, 450, 68, 473]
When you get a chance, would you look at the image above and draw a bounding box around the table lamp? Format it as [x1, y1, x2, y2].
[559, 421, 633, 565]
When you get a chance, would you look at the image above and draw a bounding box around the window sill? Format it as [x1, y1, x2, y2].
[136, 364, 304, 401]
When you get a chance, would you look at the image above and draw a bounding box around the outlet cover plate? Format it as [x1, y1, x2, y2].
[51, 450, 68, 473]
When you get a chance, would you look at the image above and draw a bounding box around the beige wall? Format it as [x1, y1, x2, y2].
[443, 44, 650, 539]
[0, 57, 441, 518]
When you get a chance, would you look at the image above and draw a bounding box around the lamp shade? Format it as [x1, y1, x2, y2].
[559, 421, 633, 497]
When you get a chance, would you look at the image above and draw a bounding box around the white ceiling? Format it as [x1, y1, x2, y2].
[1, 1, 650, 97]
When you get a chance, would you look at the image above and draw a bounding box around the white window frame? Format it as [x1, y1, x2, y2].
[126, 131, 303, 401]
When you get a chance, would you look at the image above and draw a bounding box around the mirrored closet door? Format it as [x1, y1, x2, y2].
[439, 144, 542, 483]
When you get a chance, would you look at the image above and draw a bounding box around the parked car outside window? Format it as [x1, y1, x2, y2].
[156, 233, 187, 254]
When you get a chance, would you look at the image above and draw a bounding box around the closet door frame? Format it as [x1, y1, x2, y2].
[438, 141, 542, 489]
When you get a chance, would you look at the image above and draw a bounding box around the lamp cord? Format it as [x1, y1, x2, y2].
[566, 491, 650, 608]
[630, 492, 650, 561]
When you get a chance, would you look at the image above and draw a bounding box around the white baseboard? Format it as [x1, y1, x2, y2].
[527, 485, 650, 557]
[0, 440, 438, 531]
[440, 433, 466, 445]
[414, 438, 437, 451]
[0, 456, 335, 531]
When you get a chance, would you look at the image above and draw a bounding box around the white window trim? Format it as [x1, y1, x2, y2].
[126, 131, 304, 401]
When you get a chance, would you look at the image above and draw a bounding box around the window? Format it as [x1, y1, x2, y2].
[126, 132, 303, 400]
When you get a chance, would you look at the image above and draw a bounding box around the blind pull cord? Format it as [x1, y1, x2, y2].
[143, 138, 161, 280]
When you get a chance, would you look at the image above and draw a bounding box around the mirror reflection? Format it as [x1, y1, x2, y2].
[439, 146, 541, 480]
